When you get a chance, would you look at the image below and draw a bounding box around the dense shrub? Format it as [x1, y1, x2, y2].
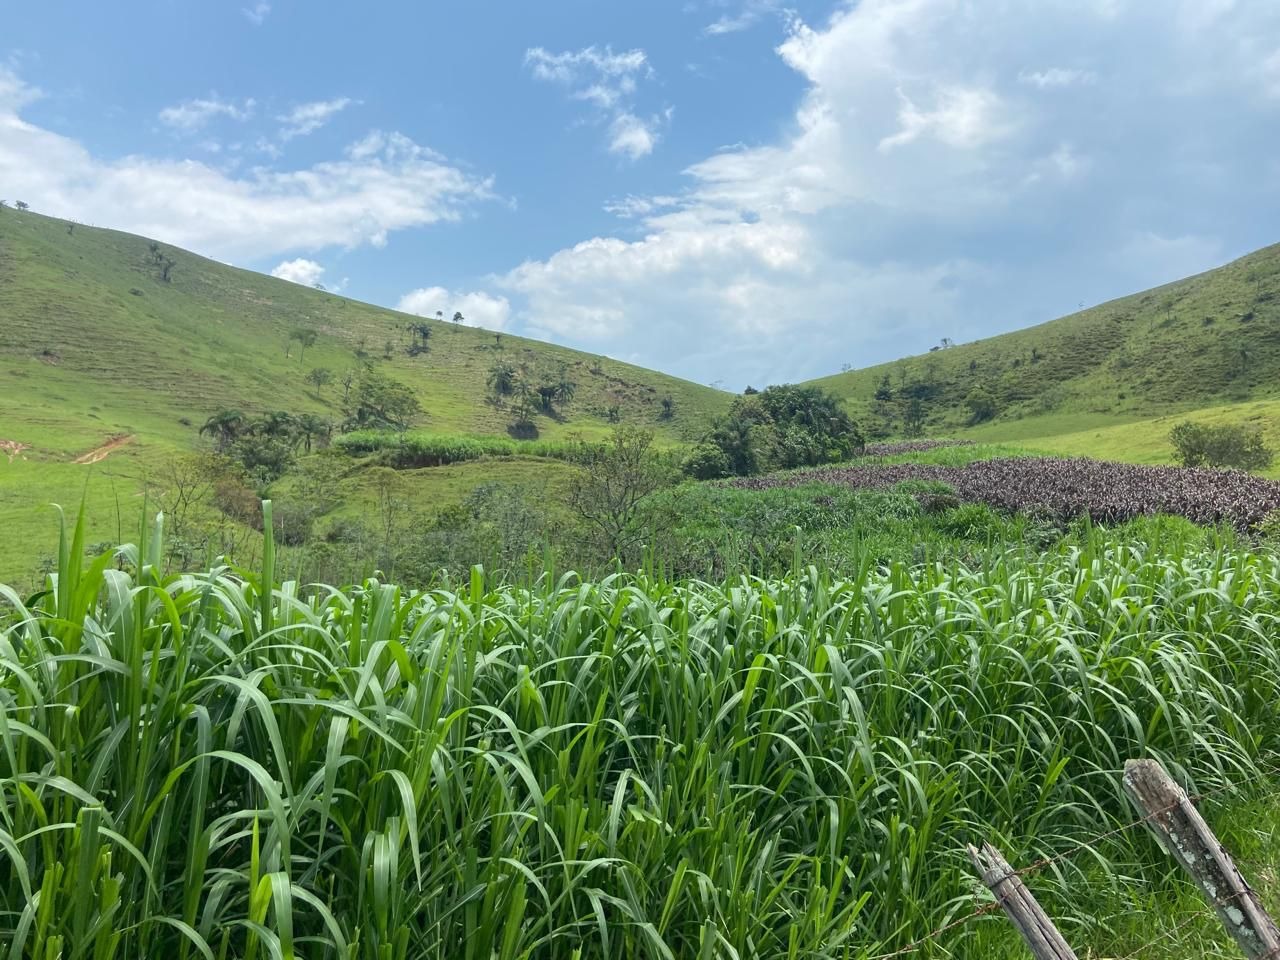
[681, 441, 731, 480]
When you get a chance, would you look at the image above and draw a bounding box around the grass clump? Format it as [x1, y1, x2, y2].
[3, 507, 1280, 956]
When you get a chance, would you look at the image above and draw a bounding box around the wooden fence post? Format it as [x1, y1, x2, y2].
[1123, 758, 1280, 960]
[968, 842, 1079, 960]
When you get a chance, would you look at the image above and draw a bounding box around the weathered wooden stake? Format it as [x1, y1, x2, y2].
[1123, 758, 1280, 960]
[968, 841, 1079, 960]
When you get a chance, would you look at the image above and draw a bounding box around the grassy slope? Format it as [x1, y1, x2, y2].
[806, 242, 1280, 443]
[0, 210, 730, 578]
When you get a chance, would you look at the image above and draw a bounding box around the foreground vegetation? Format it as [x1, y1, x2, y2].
[3, 509, 1279, 957]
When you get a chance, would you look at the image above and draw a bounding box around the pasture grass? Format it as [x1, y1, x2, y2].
[3, 507, 1280, 957]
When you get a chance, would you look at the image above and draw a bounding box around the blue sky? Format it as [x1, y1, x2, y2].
[5, 1, 1280, 389]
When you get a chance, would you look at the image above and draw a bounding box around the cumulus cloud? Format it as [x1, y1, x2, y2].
[499, 0, 1280, 387]
[271, 257, 326, 286]
[397, 287, 512, 330]
[0, 68, 495, 262]
[243, 2, 270, 25]
[159, 95, 255, 132]
[878, 85, 1012, 152]
[525, 45, 669, 159]
[277, 98, 354, 140]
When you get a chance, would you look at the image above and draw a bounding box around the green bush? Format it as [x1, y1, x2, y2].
[1169, 420, 1274, 470]
[681, 441, 731, 480]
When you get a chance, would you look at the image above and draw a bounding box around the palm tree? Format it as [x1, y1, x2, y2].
[554, 376, 577, 406]
[199, 410, 245, 451]
[296, 414, 331, 453]
[254, 411, 297, 440]
[487, 361, 518, 398]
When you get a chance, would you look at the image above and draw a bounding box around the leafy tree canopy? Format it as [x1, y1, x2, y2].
[689, 384, 864, 478]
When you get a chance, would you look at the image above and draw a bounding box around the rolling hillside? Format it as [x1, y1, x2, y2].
[806, 243, 1280, 443]
[0, 209, 729, 579]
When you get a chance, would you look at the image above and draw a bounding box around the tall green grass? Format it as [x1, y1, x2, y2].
[2, 507, 1280, 957]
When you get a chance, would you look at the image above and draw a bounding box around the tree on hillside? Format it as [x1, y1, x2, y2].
[14, 201, 28, 211]
[1170, 421, 1273, 471]
[452, 311, 464, 327]
[295, 413, 332, 453]
[874, 375, 893, 404]
[903, 396, 926, 436]
[692, 384, 862, 477]
[536, 383, 558, 413]
[487, 361, 519, 399]
[507, 382, 542, 438]
[252, 411, 298, 440]
[305, 367, 333, 397]
[568, 425, 674, 560]
[340, 367, 357, 404]
[290, 328, 318, 363]
[407, 322, 431, 355]
[199, 410, 246, 452]
[343, 368, 421, 430]
[964, 386, 998, 424]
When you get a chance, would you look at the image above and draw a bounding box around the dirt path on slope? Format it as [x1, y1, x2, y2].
[74, 434, 135, 464]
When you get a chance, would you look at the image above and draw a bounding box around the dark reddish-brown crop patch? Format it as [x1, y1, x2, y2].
[729, 457, 1280, 529]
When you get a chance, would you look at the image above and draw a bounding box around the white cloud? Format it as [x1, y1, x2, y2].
[525, 46, 650, 85]
[0, 68, 496, 263]
[397, 287, 511, 330]
[608, 112, 662, 160]
[277, 98, 355, 140]
[271, 257, 326, 286]
[1018, 67, 1098, 88]
[525, 45, 669, 160]
[704, 0, 784, 35]
[497, 0, 1280, 387]
[158, 95, 255, 132]
[243, 2, 270, 25]
[603, 194, 682, 218]
[878, 85, 1012, 152]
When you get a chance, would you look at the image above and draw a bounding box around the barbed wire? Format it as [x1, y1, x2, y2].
[862, 756, 1280, 960]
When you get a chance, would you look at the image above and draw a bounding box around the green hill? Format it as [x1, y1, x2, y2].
[0, 209, 729, 579]
[806, 243, 1280, 444]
